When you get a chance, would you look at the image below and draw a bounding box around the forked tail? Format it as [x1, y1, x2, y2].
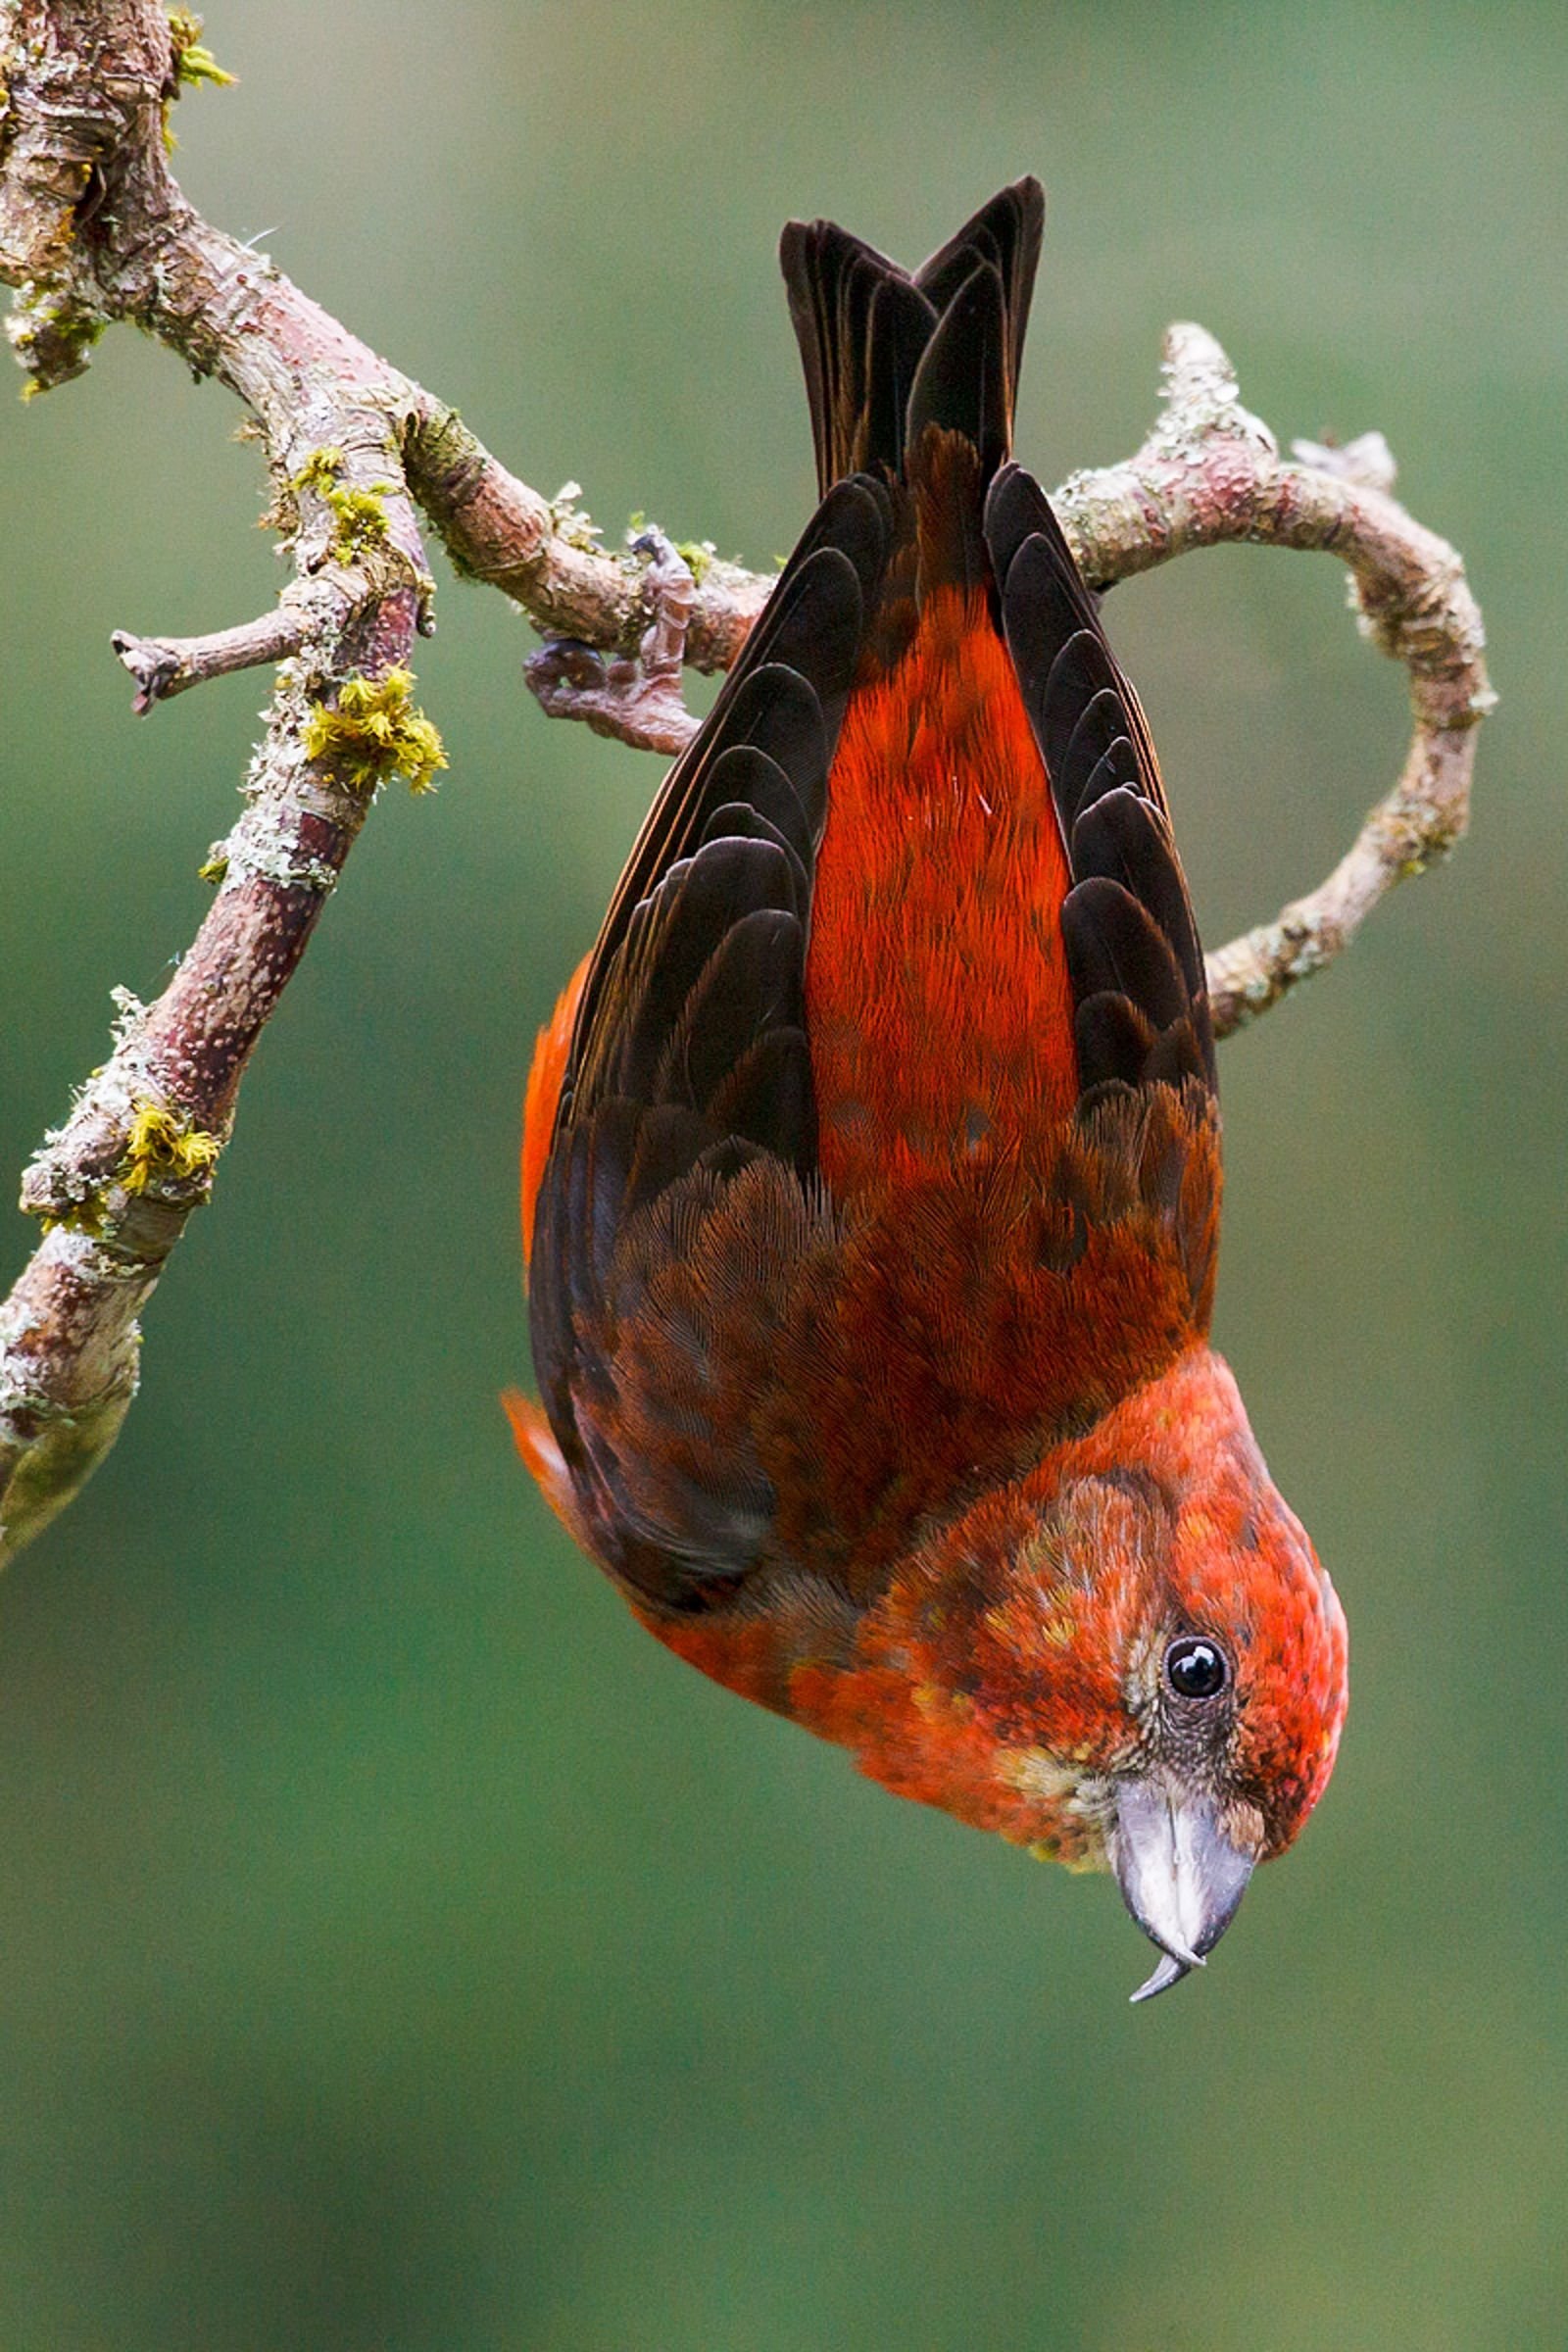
[779, 177, 1044, 497]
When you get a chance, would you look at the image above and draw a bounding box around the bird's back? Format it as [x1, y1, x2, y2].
[517, 178, 1220, 1625]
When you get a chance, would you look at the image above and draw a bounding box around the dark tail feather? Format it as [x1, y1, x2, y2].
[914, 179, 1042, 416]
[778, 220, 936, 495]
[780, 178, 1044, 497]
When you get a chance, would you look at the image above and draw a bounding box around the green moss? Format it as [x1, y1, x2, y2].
[197, 848, 228, 885]
[162, 9, 235, 150]
[324, 481, 393, 564]
[167, 11, 236, 88]
[12, 296, 106, 399]
[34, 1199, 108, 1240]
[302, 668, 447, 795]
[673, 538, 715, 584]
[291, 445, 345, 495]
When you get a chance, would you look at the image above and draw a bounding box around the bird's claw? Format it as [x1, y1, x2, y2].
[524, 528, 701, 755]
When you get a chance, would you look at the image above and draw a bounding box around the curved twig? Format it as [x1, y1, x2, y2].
[1051, 324, 1493, 1033]
[0, 0, 1491, 1563]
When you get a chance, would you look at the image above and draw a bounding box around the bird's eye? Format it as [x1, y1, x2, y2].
[1164, 1636, 1230, 1700]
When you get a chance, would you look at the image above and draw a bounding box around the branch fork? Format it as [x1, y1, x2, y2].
[0, 0, 1492, 1561]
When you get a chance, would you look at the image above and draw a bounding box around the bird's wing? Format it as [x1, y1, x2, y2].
[984, 461, 1216, 1104]
[522, 480, 887, 1610]
[522, 191, 1054, 1616]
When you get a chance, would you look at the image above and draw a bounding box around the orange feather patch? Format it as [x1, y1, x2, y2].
[805, 581, 1077, 1197]
[519, 951, 591, 1276]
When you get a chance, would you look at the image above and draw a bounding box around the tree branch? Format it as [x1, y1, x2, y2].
[0, 0, 438, 1558]
[111, 606, 307, 712]
[0, 0, 1492, 1563]
[1050, 324, 1493, 1032]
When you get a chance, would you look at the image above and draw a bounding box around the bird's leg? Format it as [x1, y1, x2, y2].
[525, 530, 701, 755]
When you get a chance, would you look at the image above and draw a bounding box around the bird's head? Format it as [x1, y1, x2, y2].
[858, 1346, 1348, 1999]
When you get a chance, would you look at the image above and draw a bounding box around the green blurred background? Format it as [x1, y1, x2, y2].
[1, 1, 1564, 2345]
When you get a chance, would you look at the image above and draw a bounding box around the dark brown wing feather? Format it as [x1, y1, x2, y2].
[983, 462, 1217, 1101]
[566, 477, 893, 1074]
[530, 454, 901, 1602]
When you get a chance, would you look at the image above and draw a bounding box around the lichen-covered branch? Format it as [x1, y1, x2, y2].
[0, 0, 1491, 1563]
[1050, 324, 1493, 1032]
[0, 0, 440, 1558]
[403, 402, 771, 675]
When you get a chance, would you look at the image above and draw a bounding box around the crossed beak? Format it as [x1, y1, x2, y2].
[1111, 1776, 1260, 2004]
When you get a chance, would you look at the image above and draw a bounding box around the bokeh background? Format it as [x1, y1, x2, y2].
[2, 2, 1564, 2345]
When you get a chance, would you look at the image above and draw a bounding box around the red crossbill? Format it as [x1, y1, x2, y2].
[510, 181, 1348, 1999]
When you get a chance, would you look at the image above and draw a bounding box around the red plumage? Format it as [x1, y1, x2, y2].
[511, 182, 1348, 1999]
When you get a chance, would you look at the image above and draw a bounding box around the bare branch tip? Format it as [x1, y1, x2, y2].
[111, 629, 180, 714]
[1162, 319, 1236, 385]
[1292, 431, 1399, 493]
[109, 608, 310, 712]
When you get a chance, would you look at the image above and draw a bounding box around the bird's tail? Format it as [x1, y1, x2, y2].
[779, 178, 1044, 500]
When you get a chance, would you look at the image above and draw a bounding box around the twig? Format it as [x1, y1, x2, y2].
[111, 607, 308, 712]
[1050, 324, 1494, 1033]
[402, 401, 771, 675]
[0, 1, 1491, 1563]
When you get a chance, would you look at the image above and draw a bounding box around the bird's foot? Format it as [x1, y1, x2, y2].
[525, 530, 701, 755]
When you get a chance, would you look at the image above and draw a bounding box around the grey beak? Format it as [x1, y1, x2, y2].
[1111, 1777, 1258, 2004]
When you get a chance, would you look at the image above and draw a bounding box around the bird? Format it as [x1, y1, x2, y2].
[508, 179, 1348, 2001]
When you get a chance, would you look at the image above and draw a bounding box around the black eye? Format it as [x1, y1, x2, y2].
[1164, 1636, 1230, 1700]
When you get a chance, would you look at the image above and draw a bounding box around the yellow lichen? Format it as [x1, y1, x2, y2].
[324, 481, 393, 563]
[162, 9, 235, 150]
[302, 668, 447, 795]
[121, 1102, 222, 1196]
[35, 1100, 222, 1230]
